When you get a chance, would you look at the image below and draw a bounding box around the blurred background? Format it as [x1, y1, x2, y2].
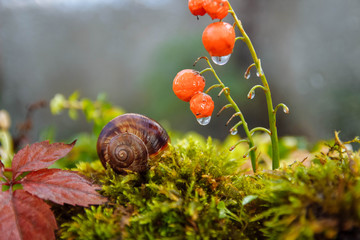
[0, 0, 359, 145]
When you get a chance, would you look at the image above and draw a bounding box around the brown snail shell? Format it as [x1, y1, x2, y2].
[97, 113, 170, 174]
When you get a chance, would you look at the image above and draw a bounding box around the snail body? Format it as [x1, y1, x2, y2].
[97, 113, 169, 174]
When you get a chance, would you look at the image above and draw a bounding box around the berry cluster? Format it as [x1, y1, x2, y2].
[172, 1, 236, 124]
[189, 0, 235, 65]
[188, 0, 229, 20]
[174, 0, 288, 172]
[174, 0, 289, 171]
[173, 69, 214, 125]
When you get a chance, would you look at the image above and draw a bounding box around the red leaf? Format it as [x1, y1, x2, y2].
[20, 168, 107, 206]
[0, 190, 57, 240]
[11, 140, 76, 179]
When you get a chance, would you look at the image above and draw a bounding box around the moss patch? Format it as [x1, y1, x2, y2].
[57, 133, 360, 239]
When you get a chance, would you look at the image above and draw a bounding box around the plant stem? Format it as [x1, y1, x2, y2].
[229, 2, 280, 169]
[0, 129, 14, 168]
[199, 57, 257, 172]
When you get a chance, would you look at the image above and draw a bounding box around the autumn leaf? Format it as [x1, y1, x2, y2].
[11, 140, 76, 179]
[0, 140, 107, 240]
[21, 168, 107, 206]
[0, 190, 57, 240]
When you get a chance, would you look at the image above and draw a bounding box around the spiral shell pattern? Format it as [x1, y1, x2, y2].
[97, 113, 169, 174]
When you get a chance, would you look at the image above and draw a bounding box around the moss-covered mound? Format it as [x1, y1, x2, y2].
[56, 133, 360, 240]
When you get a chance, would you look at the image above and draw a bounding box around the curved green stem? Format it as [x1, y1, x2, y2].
[200, 68, 213, 75]
[229, 121, 243, 134]
[244, 63, 256, 79]
[218, 87, 230, 97]
[250, 127, 271, 136]
[205, 84, 222, 94]
[274, 103, 290, 115]
[243, 146, 257, 159]
[217, 104, 233, 116]
[235, 36, 245, 42]
[226, 112, 241, 126]
[247, 85, 267, 99]
[230, 139, 249, 151]
[229, 2, 280, 170]
[197, 56, 257, 172]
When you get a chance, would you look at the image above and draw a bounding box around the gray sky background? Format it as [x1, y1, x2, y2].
[1, 0, 359, 145]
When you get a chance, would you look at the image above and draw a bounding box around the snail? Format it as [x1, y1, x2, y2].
[96, 113, 170, 174]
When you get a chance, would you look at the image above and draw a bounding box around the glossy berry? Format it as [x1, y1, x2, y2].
[203, 0, 229, 20]
[202, 21, 235, 57]
[190, 92, 214, 118]
[173, 69, 206, 102]
[188, 0, 206, 16]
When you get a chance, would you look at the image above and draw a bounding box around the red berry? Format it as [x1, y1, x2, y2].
[202, 22, 235, 57]
[188, 0, 206, 16]
[203, 0, 229, 20]
[190, 92, 214, 118]
[173, 69, 206, 102]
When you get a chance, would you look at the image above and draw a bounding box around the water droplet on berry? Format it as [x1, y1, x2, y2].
[247, 91, 255, 100]
[244, 71, 251, 80]
[230, 128, 238, 135]
[197, 116, 211, 125]
[211, 54, 231, 65]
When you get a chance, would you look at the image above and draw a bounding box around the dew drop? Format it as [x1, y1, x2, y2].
[256, 68, 264, 77]
[230, 128, 238, 135]
[283, 106, 289, 114]
[197, 116, 211, 125]
[247, 91, 255, 100]
[211, 54, 231, 65]
[244, 71, 251, 80]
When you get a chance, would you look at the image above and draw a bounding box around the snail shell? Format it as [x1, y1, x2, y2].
[97, 113, 170, 174]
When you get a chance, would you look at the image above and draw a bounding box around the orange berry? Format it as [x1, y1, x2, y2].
[190, 92, 214, 118]
[188, 0, 206, 16]
[203, 0, 229, 20]
[173, 69, 206, 102]
[202, 22, 235, 57]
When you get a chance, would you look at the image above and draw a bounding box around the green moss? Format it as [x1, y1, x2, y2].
[59, 133, 360, 239]
[248, 142, 360, 240]
[60, 206, 120, 240]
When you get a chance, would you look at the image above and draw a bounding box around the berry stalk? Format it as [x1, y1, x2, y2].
[196, 56, 257, 172]
[228, 2, 280, 169]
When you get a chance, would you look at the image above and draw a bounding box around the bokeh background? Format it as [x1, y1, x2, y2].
[1, 0, 359, 145]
